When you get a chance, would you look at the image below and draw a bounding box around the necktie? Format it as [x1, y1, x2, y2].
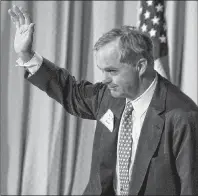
[118, 101, 133, 195]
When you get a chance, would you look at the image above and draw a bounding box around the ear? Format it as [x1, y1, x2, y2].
[136, 58, 148, 77]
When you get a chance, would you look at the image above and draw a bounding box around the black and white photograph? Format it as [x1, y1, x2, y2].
[1, 0, 198, 195]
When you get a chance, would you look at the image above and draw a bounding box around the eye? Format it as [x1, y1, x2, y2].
[108, 70, 118, 75]
[106, 69, 114, 72]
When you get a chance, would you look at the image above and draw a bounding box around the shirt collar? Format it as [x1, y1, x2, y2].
[126, 74, 158, 116]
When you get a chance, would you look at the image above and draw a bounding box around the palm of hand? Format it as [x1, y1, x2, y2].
[14, 24, 32, 54]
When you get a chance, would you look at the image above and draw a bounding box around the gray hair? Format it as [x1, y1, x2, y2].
[94, 26, 154, 65]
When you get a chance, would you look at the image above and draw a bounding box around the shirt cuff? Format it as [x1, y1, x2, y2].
[16, 51, 43, 75]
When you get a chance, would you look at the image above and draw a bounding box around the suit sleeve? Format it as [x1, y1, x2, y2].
[24, 58, 106, 120]
[173, 111, 198, 195]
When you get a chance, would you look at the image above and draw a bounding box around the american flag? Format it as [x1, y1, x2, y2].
[137, 0, 169, 78]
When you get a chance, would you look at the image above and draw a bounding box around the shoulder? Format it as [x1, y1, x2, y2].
[156, 75, 198, 132]
[165, 109, 198, 127]
[159, 76, 198, 112]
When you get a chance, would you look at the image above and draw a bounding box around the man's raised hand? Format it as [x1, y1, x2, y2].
[8, 5, 35, 61]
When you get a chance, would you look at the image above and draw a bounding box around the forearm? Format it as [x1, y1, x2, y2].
[16, 51, 43, 77]
[25, 58, 105, 119]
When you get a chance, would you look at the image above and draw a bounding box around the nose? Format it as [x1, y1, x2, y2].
[102, 72, 112, 84]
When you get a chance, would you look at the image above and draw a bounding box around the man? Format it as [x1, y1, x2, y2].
[8, 5, 198, 196]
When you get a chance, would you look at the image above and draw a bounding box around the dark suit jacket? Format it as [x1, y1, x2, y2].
[25, 58, 198, 195]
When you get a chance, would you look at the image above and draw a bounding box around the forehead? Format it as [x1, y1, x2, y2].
[95, 40, 121, 69]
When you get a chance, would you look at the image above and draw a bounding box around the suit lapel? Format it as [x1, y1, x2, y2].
[129, 108, 164, 195]
[129, 74, 168, 195]
[109, 95, 126, 121]
[110, 96, 126, 137]
[98, 92, 125, 175]
[98, 89, 126, 134]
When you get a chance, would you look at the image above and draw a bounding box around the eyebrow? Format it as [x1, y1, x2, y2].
[97, 65, 119, 71]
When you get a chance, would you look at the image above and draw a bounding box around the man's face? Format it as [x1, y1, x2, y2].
[96, 40, 140, 99]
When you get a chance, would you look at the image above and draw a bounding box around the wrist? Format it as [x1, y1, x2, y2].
[18, 50, 35, 63]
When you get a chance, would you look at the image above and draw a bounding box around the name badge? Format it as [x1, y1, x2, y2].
[100, 109, 114, 132]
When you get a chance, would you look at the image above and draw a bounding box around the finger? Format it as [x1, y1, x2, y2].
[19, 7, 31, 25]
[27, 23, 35, 41]
[8, 9, 20, 29]
[13, 5, 25, 26]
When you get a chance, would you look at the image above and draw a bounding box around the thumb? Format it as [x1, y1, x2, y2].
[28, 23, 35, 33]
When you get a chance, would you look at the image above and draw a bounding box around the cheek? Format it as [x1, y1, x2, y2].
[112, 77, 125, 87]
[113, 77, 130, 92]
[115, 74, 138, 92]
[114, 74, 134, 85]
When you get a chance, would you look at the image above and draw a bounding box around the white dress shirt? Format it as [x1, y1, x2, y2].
[16, 53, 158, 195]
[16, 52, 43, 75]
[115, 74, 158, 195]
